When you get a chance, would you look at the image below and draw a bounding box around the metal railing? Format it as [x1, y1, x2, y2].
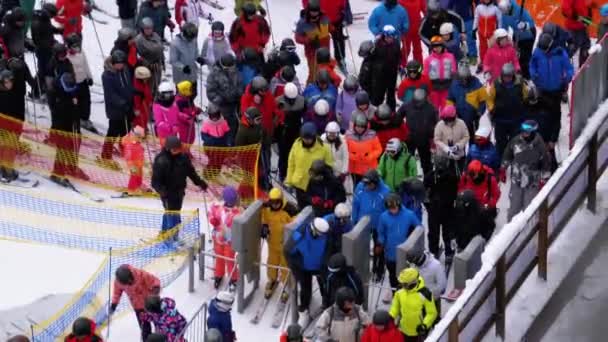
[176, 302, 208, 342]
[427, 101, 608, 341]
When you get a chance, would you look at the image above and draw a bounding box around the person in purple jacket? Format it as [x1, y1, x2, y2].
[335, 75, 359, 133]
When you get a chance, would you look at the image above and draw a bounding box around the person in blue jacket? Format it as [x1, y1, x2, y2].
[303, 70, 338, 133]
[237, 47, 262, 87]
[398, 178, 425, 221]
[498, 0, 536, 79]
[447, 59, 485, 140]
[284, 217, 331, 326]
[207, 291, 236, 342]
[541, 22, 576, 58]
[323, 202, 354, 255]
[467, 125, 500, 173]
[377, 192, 421, 292]
[368, 0, 409, 38]
[446, 0, 476, 64]
[352, 169, 390, 281]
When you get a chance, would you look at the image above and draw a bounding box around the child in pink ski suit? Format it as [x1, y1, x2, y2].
[483, 29, 520, 83]
[423, 36, 456, 111]
[153, 81, 180, 148]
[209, 186, 241, 290]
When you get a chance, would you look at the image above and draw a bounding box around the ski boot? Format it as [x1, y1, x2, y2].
[229, 280, 237, 292]
[213, 277, 222, 290]
[50, 174, 70, 187]
[264, 281, 277, 299]
[1, 167, 18, 182]
[280, 289, 289, 303]
[81, 119, 100, 134]
[297, 309, 310, 327]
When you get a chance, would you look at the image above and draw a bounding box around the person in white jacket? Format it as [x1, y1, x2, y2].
[406, 249, 447, 299]
[200, 21, 235, 70]
[315, 287, 370, 342]
[65, 33, 97, 133]
[181, 0, 212, 28]
[321, 121, 353, 199]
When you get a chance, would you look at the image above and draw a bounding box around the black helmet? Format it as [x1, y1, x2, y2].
[286, 324, 303, 341]
[316, 47, 330, 64]
[0, 69, 14, 83]
[144, 295, 162, 313]
[376, 104, 392, 120]
[355, 91, 370, 106]
[401, 178, 426, 202]
[361, 169, 380, 185]
[71, 317, 92, 337]
[455, 189, 478, 210]
[220, 53, 236, 68]
[343, 75, 358, 92]
[307, 0, 321, 12]
[147, 333, 168, 342]
[242, 47, 259, 64]
[501, 62, 515, 78]
[244, 106, 261, 123]
[358, 40, 374, 57]
[42, 3, 58, 17]
[372, 310, 392, 326]
[181, 22, 198, 40]
[65, 33, 82, 48]
[10, 7, 25, 22]
[118, 27, 137, 41]
[211, 21, 224, 32]
[280, 65, 296, 82]
[111, 49, 127, 64]
[537, 32, 553, 51]
[309, 159, 327, 176]
[115, 264, 134, 284]
[316, 69, 331, 85]
[542, 22, 557, 37]
[242, 2, 257, 16]
[406, 60, 422, 78]
[328, 253, 347, 272]
[353, 113, 368, 128]
[52, 43, 67, 56]
[335, 287, 355, 309]
[300, 122, 317, 139]
[280, 38, 296, 51]
[207, 102, 221, 116]
[384, 192, 402, 209]
[406, 249, 427, 266]
[250, 76, 268, 93]
[164, 135, 182, 150]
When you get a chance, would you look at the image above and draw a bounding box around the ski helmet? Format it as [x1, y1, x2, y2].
[400, 178, 426, 202]
[60, 72, 77, 91]
[118, 27, 137, 41]
[314, 99, 330, 116]
[372, 310, 392, 326]
[115, 264, 134, 284]
[0, 69, 14, 83]
[207, 102, 221, 118]
[315, 69, 331, 86]
[430, 35, 445, 47]
[406, 60, 422, 79]
[41, 3, 58, 17]
[110, 49, 127, 64]
[376, 104, 392, 121]
[382, 24, 397, 37]
[413, 88, 427, 102]
[284, 82, 299, 99]
[498, 0, 512, 13]
[358, 40, 374, 58]
[440, 105, 457, 120]
[177, 80, 193, 97]
[71, 317, 92, 337]
[406, 249, 427, 267]
[521, 119, 539, 133]
[494, 28, 509, 40]
[144, 295, 162, 313]
[147, 333, 168, 342]
[242, 47, 259, 64]
[222, 186, 239, 207]
[537, 33, 553, 51]
[542, 22, 558, 37]
[384, 192, 402, 209]
[343, 75, 358, 92]
[475, 125, 492, 139]
[286, 324, 303, 341]
[601, 4, 608, 17]
[244, 106, 262, 124]
[215, 291, 235, 312]
[300, 122, 317, 139]
[455, 189, 478, 211]
[181, 22, 198, 40]
[280, 38, 297, 52]
[362, 169, 380, 185]
[467, 159, 484, 176]
[250, 76, 268, 94]
[242, 2, 257, 16]
[335, 287, 355, 310]
[334, 203, 351, 219]
[158, 81, 175, 94]
[279, 66, 295, 83]
[385, 137, 402, 153]
[501, 62, 516, 79]
[135, 66, 151, 80]
[220, 53, 236, 69]
[353, 113, 368, 128]
[140, 17, 154, 30]
[52, 42, 67, 57]
[311, 217, 330, 234]
[327, 253, 347, 273]
[164, 135, 182, 150]
[268, 187, 283, 201]
[307, 0, 321, 12]
[427, 0, 440, 14]
[355, 91, 370, 107]
[316, 47, 331, 64]
[309, 159, 327, 179]
[211, 21, 225, 32]
[325, 121, 340, 134]
[398, 267, 419, 287]
[439, 22, 454, 35]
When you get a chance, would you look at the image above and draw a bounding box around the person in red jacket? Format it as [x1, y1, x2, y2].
[315, 47, 342, 87]
[561, 0, 592, 64]
[399, 0, 426, 65]
[370, 103, 409, 148]
[458, 159, 500, 239]
[174, 0, 186, 26]
[302, 0, 348, 71]
[361, 310, 404, 342]
[55, 0, 91, 37]
[295, 0, 332, 83]
[396, 59, 432, 103]
[110, 264, 161, 341]
[64, 317, 103, 342]
[228, 2, 270, 58]
[241, 76, 283, 141]
[133, 66, 153, 132]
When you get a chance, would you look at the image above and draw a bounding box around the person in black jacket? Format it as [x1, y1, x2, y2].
[452, 190, 484, 251]
[263, 37, 301, 81]
[357, 40, 374, 95]
[117, 0, 138, 29]
[0, 0, 19, 20]
[305, 159, 346, 217]
[30, 3, 61, 98]
[151, 136, 208, 237]
[0, 69, 21, 181]
[398, 88, 438, 176]
[419, 0, 466, 50]
[0, 7, 31, 58]
[369, 26, 401, 110]
[323, 253, 364, 308]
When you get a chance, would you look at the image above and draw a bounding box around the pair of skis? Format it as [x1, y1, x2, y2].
[250, 278, 291, 327]
[47, 176, 104, 203]
[0, 175, 39, 188]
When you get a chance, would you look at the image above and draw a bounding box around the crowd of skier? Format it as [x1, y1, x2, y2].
[3, 0, 608, 341]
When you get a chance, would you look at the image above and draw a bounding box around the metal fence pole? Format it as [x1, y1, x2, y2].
[495, 256, 506, 338]
[587, 133, 598, 213]
[290, 273, 298, 324]
[30, 324, 34, 341]
[448, 317, 459, 342]
[188, 246, 195, 293]
[106, 247, 113, 339]
[199, 234, 205, 281]
[538, 200, 549, 280]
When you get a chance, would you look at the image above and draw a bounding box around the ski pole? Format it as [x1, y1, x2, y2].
[263, 0, 276, 47]
[331, 33, 348, 75]
[344, 25, 358, 73]
[88, 14, 105, 58]
[202, 193, 212, 243]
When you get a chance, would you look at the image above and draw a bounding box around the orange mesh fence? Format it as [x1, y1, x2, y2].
[0, 113, 261, 203]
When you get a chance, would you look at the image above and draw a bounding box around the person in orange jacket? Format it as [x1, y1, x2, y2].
[55, 0, 91, 37]
[133, 66, 153, 133]
[361, 310, 404, 342]
[345, 113, 383, 184]
[399, 0, 426, 65]
[121, 126, 146, 194]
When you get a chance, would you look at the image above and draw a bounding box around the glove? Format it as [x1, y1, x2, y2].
[109, 303, 117, 314]
[86, 78, 93, 86]
[323, 199, 334, 209]
[83, 2, 92, 15]
[196, 56, 206, 65]
[199, 180, 208, 192]
[310, 36, 320, 49]
[417, 324, 428, 335]
[311, 196, 323, 206]
[168, 20, 176, 31]
[373, 244, 383, 256]
[539, 178, 547, 189]
[450, 145, 459, 153]
[517, 21, 529, 30]
[183, 65, 191, 74]
[258, 6, 267, 16]
[499, 167, 507, 183]
[261, 224, 270, 239]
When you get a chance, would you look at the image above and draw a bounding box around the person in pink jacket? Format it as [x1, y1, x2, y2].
[483, 28, 520, 83]
[423, 36, 457, 111]
[153, 81, 180, 148]
[110, 264, 161, 341]
[209, 186, 241, 291]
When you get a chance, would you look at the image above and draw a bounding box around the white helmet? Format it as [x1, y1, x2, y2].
[498, 0, 511, 13]
[325, 121, 340, 134]
[439, 23, 454, 35]
[494, 28, 508, 39]
[158, 80, 175, 93]
[312, 217, 330, 234]
[386, 137, 402, 153]
[314, 99, 330, 116]
[334, 203, 351, 218]
[284, 82, 298, 99]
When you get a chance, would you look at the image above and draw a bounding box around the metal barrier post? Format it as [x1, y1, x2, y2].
[290, 273, 298, 324]
[188, 246, 195, 293]
[199, 234, 205, 281]
[495, 256, 506, 338]
[538, 200, 549, 280]
[587, 133, 598, 213]
[448, 318, 459, 342]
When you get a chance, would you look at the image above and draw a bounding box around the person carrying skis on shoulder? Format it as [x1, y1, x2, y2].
[433, 104, 469, 174]
[323, 254, 364, 308]
[398, 178, 425, 222]
[370, 104, 409, 150]
[200, 21, 234, 70]
[110, 264, 161, 341]
[423, 36, 456, 110]
[406, 249, 446, 300]
[361, 309, 404, 342]
[389, 268, 438, 340]
[170, 22, 200, 98]
[419, 0, 466, 51]
[65, 317, 103, 342]
[270, 65, 302, 98]
[136, 0, 175, 42]
[136, 17, 165, 96]
[497, 0, 536, 79]
[261, 187, 297, 300]
[482, 28, 520, 84]
[64, 33, 95, 134]
[207, 291, 236, 342]
[315, 287, 370, 342]
[117, 0, 138, 29]
[321, 121, 351, 197]
[284, 217, 332, 327]
[200, 102, 231, 147]
[345, 113, 383, 183]
[377, 137, 417, 192]
[440, 22, 463, 62]
[473, 0, 502, 73]
[303, 69, 337, 134]
[228, 2, 270, 58]
[54, 0, 91, 38]
[397, 59, 431, 103]
[446, 58, 486, 141]
[174, 80, 201, 150]
[153, 81, 179, 147]
[121, 125, 146, 195]
[335, 75, 358, 133]
[399, 0, 426, 65]
[133, 66, 154, 133]
[305, 159, 346, 217]
[295, 0, 331, 83]
[368, 25, 401, 110]
[142, 296, 187, 341]
[357, 40, 374, 95]
[277, 82, 306, 180]
[467, 125, 500, 173]
[323, 203, 353, 254]
[112, 27, 139, 74]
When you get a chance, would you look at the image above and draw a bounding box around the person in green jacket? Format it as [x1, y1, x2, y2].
[234, 0, 265, 17]
[377, 137, 418, 191]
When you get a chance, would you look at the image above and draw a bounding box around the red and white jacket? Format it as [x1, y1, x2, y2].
[209, 204, 241, 246]
[473, 3, 502, 38]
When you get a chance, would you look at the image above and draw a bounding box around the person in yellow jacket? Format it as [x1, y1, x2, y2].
[286, 122, 334, 207]
[261, 187, 298, 301]
[389, 267, 438, 339]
